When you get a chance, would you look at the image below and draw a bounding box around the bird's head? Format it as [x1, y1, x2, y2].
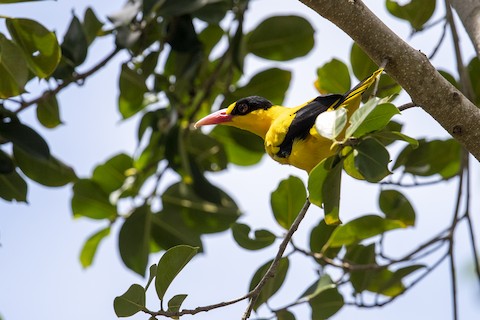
[194, 96, 277, 138]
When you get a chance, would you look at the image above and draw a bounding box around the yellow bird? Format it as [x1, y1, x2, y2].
[195, 69, 383, 173]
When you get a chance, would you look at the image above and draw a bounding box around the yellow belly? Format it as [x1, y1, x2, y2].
[266, 135, 334, 172]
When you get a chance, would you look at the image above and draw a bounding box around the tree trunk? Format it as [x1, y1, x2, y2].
[299, 0, 480, 161]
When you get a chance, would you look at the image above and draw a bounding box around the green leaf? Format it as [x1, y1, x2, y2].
[302, 276, 344, 318]
[227, 68, 292, 106]
[249, 257, 289, 310]
[350, 42, 377, 81]
[187, 131, 227, 172]
[322, 159, 342, 225]
[379, 189, 416, 226]
[198, 24, 224, 57]
[231, 223, 276, 250]
[210, 126, 264, 166]
[468, 57, 480, 105]
[0, 170, 27, 202]
[71, 179, 117, 220]
[386, 0, 436, 31]
[276, 310, 296, 320]
[92, 153, 133, 194]
[439, 70, 460, 90]
[342, 146, 364, 180]
[393, 139, 461, 178]
[308, 157, 342, 225]
[345, 98, 378, 138]
[6, 18, 61, 78]
[354, 138, 391, 182]
[193, 1, 229, 24]
[310, 220, 340, 262]
[0, 149, 15, 174]
[325, 215, 406, 248]
[372, 130, 418, 148]
[246, 15, 314, 61]
[162, 182, 240, 234]
[166, 15, 201, 53]
[36, 94, 62, 128]
[155, 245, 199, 301]
[347, 102, 400, 138]
[301, 274, 336, 300]
[308, 159, 329, 207]
[167, 294, 188, 313]
[150, 209, 203, 251]
[83, 7, 104, 45]
[145, 264, 157, 291]
[61, 15, 88, 66]
[119, 205, 152, 276]
[13, 146, 77, 187]
[0, 34, 28, 98]
[315, 108, 347, 140]
[0, 120, 50, 159]
[270, 176, 306, 229]
[114, 284, 146, 317]
[315, 59, 351, 94]
[79, 226, 110, 268]
[346, 244, 376, 293]
[118, 63, 148, 119]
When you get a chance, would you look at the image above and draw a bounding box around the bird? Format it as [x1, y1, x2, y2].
[195, 69, 383, 173]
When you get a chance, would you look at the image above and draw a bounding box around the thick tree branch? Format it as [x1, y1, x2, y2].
[448, 0, 480, 59]
[298, 0, 480, 161]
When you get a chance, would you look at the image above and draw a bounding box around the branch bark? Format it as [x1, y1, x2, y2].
[448, 0, 480, 59]
[298, 0, 480, 161]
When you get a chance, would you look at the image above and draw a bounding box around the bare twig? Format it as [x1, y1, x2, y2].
[463, 156, 480, 283]
[142, 199, 312, 319]
[242, 199, 311, 320]
[345, 251, 450, 308]
[380, 177, 444, 187]
[428, 19, 448, 59]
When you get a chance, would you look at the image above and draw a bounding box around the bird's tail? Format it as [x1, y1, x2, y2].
[334, 68, 384, 110]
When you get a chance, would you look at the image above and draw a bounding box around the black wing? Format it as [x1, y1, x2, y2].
[276, 94, 342, 158]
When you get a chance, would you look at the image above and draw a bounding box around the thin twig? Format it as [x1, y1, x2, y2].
[428, 19, 448, 59]
[148, 294, 251, 317]
[463, 155, 480, 283]
[143, 199, 312, 319]
[13, 48, 121, 114]
[380, 177, 444, 187]
[397, 102, 418, 111]
[345, 251, 449, 308]
[242, 199, 311, 320]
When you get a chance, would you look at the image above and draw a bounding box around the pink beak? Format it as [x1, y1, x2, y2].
[194, 108, 232, 128]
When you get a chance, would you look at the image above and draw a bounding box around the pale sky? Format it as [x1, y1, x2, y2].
[1, 1, 479, 320]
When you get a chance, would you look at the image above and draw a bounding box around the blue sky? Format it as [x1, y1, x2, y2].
[1, 1, 479, 319]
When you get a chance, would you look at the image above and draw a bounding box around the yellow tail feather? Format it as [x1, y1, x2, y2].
[338, 68, 383, 109]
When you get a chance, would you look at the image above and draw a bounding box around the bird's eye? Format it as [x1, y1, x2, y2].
[237, 103, 249, 114]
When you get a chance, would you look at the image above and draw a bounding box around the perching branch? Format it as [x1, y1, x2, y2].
[298, 0, 480, 161]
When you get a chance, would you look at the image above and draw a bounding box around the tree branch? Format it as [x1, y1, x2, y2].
[298, 0, 480, 161]
[242, 199, 311, 320]
[448, 0, 480, 59]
